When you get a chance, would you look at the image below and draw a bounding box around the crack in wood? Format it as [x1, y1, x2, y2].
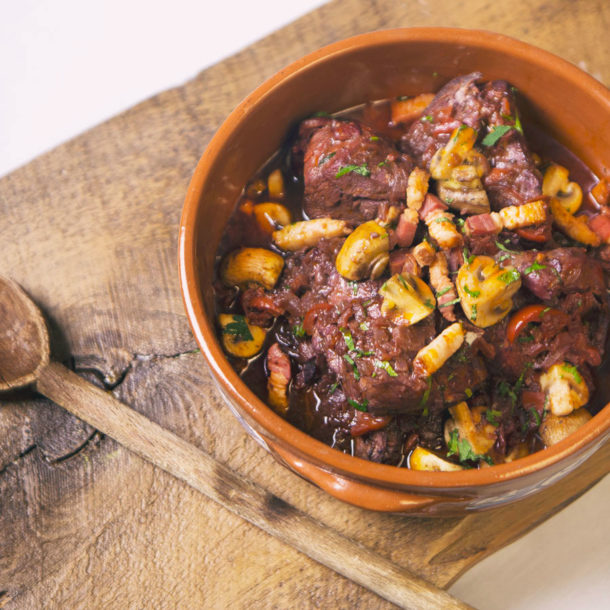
[0, 444, 37, 477]
[49, 431, 101, 464]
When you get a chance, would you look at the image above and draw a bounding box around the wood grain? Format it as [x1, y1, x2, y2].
[1, 0, 609, 608]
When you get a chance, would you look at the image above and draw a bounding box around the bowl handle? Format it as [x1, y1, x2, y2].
[270, 442, 458, 513]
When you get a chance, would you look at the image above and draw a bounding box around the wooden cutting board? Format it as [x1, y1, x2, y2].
[1, 0, 608, 607]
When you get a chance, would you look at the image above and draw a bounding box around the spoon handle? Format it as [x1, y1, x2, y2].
[35, 360, 469, 610]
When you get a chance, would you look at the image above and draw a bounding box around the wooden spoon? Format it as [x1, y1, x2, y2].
[0, 276, 470, 609]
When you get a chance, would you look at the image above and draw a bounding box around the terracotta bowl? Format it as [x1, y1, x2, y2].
[179, 28, 610, 515]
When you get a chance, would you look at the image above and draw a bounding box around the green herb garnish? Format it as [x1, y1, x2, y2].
[465, 388, 473, 398]
[349, 280, 358, 295]
[439, 298, 461, 308]
[378, 160, 387, 168]
[436, 286, 451, 298]
[335, 164, 371, 178]
[318, 151, 336, 166]
[498, 269, 521, 285]
[447, 430, 493, 465]
[482, 124, 513, 147]
[369, 136, 380, 141]
[343, 354, 360, 380]
[223, 315, 253, 342]
[485, 409, 502, 426]
[348, 398, 368, 412]
[420, 376, 432, 414]
[524, 261, 547, 275]
[463, 247, 475, 264]
[340, 327, 356, 351]
[421, 115, 434, 122]
[530, 408, 541, 427]
[329, 382, 339, 394]
[495, 240, 518, 253]
[359, 321, 369, 331]
[561, 363, 583, 384]
[374, 359, 398, 377]
[463, 284, 480, 298]
[293, 320, 306, 338]
[471, 303, 478, 321]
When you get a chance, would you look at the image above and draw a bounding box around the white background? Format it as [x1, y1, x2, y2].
[1, 2, 608, 609]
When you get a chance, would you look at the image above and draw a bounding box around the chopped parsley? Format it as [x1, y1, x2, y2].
[456, 217, 465, 229]
[498, 269, 521, 285]
[223, 315, 253, 342]
[293, 320, 306, 338]
[524, 261, 547, 275]
[465, 387, 473, 398]
[447, 430, 493, 465]
[374, 359, 398, 377]
[420, 376, 432, 415]
[436, 286, 452, 298]
[359, 321, 369, 331]
[348, 398, 368, 412]
[318, 151, 336, 166]
[561, 363, 583, 384]
[343, 354, 360, 380]
[329, 382, 339, 394]
[340, 327, 356, 351]
[378, 160, 388, 168]
[485, 409, 502, 426]
[518, 335, 534, 343]
[312, 111, 330, 117]
[439, 298, 460, 308]
[463, 284, 480, 298]
[530, 408, 541, 427]
[335, 164, 371, 178]
[463, 247, 475, 264]
[424, 298, 435, 309]
[349, 280, 359, 295]
[482, 124, 513, 147]
[495, 240, 518, 253]
[498, 380, 517, 405]
[397, 95, 409, 101]
[471, 303, 478, 321]
[369, 136, 380, 141]
[421, 115, 434, 122]
[434, 216, 452, 224]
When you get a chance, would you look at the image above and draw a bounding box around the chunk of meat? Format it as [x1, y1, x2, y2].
[402, 72, 485, 167]
[295, 117, 413, 223]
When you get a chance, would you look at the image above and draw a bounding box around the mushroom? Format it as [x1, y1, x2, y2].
[218, 313, 266, 358]
[456, 255, 522, 328]
[542, 163, 582, 214]
[413, 322, 464, 376]
[539, 362, 589, 417]
[336, 220, 390, 280]
[443, 402, 496, 456]
[253, 202, 292, 233]
[409, 446, 464, 472]
[267, 168, 285, 199]
[539, 408, 592, 446]
[273, 218, 349, 251]
[429, 125, 478, 180]
[379, 272, 436, 325]
[221, 247, 284, 290]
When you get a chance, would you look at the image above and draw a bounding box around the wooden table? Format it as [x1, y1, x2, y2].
[1, 0, 608, 607]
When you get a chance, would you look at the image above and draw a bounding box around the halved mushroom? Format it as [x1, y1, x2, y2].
[539, 408, 592, 446]
[336, 221, 390, 280]
[409, 446, 464, 471]
[273, 218, 349, 251]
[267, 168, 285, 199]
[253, 202, 292, 233]
[539, 362, 589, 416]
[444, 403, 496, 456]
[221, 247, 284, 290]
[413, 322, 464, 377]
[542, 164, 582, 214]
[218, 314, 266, 358]
[456, 255, 522, 328]
[429, 125, 478, 180]
[379, 272, 436, 325]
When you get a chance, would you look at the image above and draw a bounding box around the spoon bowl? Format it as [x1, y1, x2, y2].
[0, 276, 50, 391]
